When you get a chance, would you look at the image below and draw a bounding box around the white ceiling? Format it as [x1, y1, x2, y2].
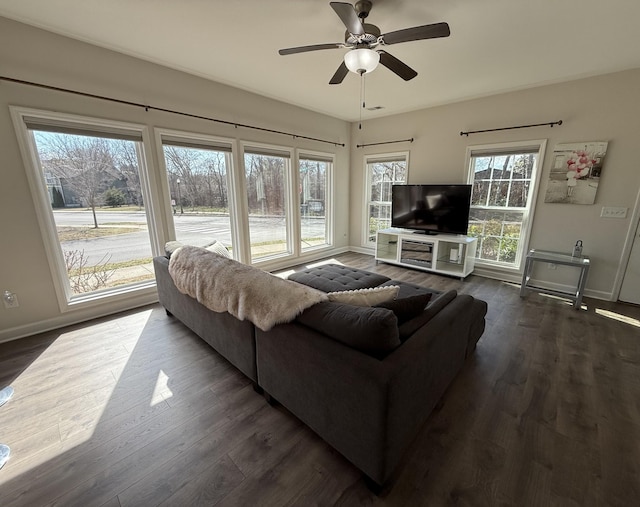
[1, 0, 639, 122]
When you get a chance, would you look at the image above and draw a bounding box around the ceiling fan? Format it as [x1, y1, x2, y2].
[278, 0, 450, 84]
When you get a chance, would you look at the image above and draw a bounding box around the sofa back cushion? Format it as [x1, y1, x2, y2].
[296, 301, 400, 357]
[375, 292, 432, 324]
[398, 290, 457, 340]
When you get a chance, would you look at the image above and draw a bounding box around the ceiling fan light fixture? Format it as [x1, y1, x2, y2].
[344, 48, 380, 75]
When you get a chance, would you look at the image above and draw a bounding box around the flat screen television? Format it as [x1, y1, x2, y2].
[391, 184, 472, 235]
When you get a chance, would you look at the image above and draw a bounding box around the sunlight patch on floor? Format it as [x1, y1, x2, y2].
[275, 269, 295, 279]
[0, 310, 154, 481]
[275, 258, 344, 279]
[595, 308, 640, 327]
[538, 292, 587, 309]
[151, 369, 173, 406]
[306, 258, 344, 268]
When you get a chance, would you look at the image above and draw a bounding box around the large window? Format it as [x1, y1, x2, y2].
[160, 133, 235, 253]
[364, 153, 408, 245]
[466, 141, 546, 269]
[299, 153, 332, 252]
[243, 146, 292, 262]
[12, 108, 158, 309]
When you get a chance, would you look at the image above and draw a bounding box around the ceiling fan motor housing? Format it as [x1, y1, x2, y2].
[345, 24, 380, 45]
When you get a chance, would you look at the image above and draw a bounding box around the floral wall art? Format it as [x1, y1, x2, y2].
[544, 141, 608, 204]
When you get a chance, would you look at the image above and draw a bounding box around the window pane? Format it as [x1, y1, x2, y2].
[245, 152, 288, 260]
[468, 208, 525, 263]
[162, 144, 233, 251]
[488, 181, 510, 207]
[514, 153, 535, 179]
[365, 156, 407, 244]
[369, 203, 392, 242]
[508, 181, 530, 207]
[480, 236, 500, 261]
[34, 131, 154, 297]
[300, 158, 329, 251]
[469, 148, 539, 267]
[472, 181, 490, 206]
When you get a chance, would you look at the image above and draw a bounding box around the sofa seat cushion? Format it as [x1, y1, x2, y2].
[296, 301, 400, 357]
[288, 264, 390, 293]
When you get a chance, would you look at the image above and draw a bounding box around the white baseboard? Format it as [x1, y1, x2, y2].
[349, 245, 375, 255]
[0, 292, 159, 344]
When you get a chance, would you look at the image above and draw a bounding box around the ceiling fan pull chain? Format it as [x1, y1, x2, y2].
[359, 71, 365, 129]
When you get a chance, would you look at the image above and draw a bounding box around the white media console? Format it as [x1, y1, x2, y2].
[375, 228, 478, 279]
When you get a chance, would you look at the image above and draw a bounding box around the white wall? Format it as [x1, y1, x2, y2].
[350, 69, 640, 300]
[0, 17, 351, 341]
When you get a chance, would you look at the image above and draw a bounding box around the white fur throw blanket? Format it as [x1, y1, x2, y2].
[168, 245, 328, 331]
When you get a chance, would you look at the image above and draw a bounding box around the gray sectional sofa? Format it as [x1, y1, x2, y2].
[153, 250, 488, 490]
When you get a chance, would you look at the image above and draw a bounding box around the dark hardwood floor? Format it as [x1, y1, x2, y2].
[1, 252, 639, 506]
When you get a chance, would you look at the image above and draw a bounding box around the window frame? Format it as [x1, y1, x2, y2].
[240, 141, 295, 265]
[297, 149, 334, 254]
[465, 140, 547, 272]
[362, 151, 410, 247]
[155, 128, 240, 257]
[10, 106, 162, 312]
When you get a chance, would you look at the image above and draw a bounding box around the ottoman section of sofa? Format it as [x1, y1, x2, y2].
[288, 264, 391, 292]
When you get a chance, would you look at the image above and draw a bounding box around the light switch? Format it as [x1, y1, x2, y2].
[601, 206, 628, 218]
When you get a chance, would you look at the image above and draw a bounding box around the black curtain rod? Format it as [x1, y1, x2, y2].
[460, 120, 562, 137]
[356, 138, 414, 148]
[0, 75, 345, 147]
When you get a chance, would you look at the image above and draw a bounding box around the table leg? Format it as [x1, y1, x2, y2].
[574, 264, 590, 308]
[520, 257, 533, 297]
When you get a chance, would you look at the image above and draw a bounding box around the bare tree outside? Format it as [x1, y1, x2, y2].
[36, 133, 117, 228]
[244, 152, 288, 260]
[163, 145, 229, 211]
[112, 142, 143, 206]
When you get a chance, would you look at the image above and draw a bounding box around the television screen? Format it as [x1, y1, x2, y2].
[391, 184, 472, 235]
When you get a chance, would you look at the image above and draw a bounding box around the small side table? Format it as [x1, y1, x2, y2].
[520, 249, 590, 309]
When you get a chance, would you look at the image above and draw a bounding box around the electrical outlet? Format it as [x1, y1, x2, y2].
[601, 206, 628, 218]
[3, 291, 19, 309]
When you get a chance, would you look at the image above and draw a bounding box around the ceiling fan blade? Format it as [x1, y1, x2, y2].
[382, 22, 450, 45]
[378, 50, 418, 81]
[330, 2, 364, 35]
[329, 62, 349, 84]
[279, 43, 345, 55]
